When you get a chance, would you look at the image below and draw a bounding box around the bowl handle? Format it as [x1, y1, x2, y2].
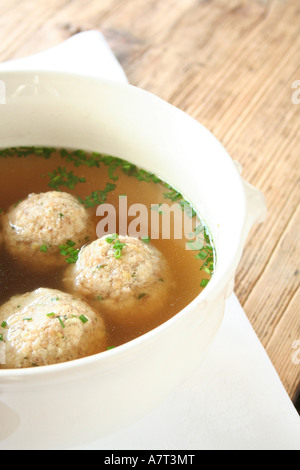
[234, 161, 267, 245]
[224, 163, 267, 299]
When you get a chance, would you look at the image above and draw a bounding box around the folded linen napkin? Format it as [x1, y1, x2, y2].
[0, 30, 299, 450]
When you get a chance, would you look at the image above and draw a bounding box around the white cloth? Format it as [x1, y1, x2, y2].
[0, 30, 299, 450]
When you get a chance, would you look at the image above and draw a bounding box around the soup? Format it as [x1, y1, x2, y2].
[0, 147, 215, 368]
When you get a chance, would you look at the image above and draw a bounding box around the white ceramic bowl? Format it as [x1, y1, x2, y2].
[0, 71, 266, 449]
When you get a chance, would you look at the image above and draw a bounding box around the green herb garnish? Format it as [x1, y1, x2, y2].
[162, 184, 196, 218]
[47, 166, 86, 190]
[105, 233, 119, 244]
[178, 200, 197, 219]
[106, 234, 127, 259]
[200, 279, 209, 288]
[163, 189, 183, 202]
[0, 146, 55, 160]
[58, 317, 65, 329]
[195, 250, 207, 260]
[59, 148, 103, 168]
[113, 240, 127, 259]
[59, 240, 80, 264]
[78, 183, 116, 208]
[79, 314, 88, 324]
[188, 225, 216, 278]
[99, 155, 162, 184]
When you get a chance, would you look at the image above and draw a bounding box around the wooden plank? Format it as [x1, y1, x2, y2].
[244, 204, 300, 337]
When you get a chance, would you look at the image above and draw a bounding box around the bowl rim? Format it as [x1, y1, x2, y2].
[0, 70, 247, 381]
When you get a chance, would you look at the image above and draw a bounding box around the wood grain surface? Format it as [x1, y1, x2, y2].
[0, 0, 299, 405]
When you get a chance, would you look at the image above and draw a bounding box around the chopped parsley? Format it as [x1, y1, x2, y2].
[162, 184, 196, 218]
[200, 279, 209, 288]
[78, 183, 116, 208]
[40, 244, 48, 253]
[163, 188, 183, 202]
[47, 166, 86, 190]
[58, 317, 65, 329]
[106, 234, 127, 259]
[178, 200, 197, 219]
[99, 155, 162, 184]
[105, 233, 119, 244]
[79, 314, 88, 324]
[137, 293, 146, 300]
[59, 148, 103, 168]
[197, 229, 215, 277]
[0, 146, 55, 159]
[59, 240, 80, 264]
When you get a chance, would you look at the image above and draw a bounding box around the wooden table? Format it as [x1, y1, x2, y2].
[0, 0, 299, 406]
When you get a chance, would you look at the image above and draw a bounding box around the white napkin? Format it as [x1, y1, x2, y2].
[0, 31, 299, 450]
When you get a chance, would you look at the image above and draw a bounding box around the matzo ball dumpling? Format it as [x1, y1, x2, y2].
[2, 191, 95, 268]
[63, 234, 174, 324]
[0, 288, 107, 369]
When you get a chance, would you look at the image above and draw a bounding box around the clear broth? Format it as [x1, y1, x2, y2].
[0, 148, 215, 351]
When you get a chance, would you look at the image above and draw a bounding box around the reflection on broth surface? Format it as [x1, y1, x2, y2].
[0, 147, 215, 368]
